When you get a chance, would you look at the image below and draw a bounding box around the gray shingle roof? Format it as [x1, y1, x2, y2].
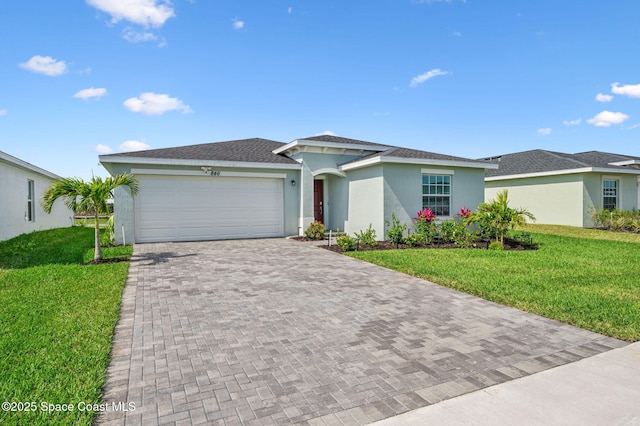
[299, 135, 391, 148]
[99, 138, 298, 165]
[482, 149, 640, 177]
[341, 146, 484, 166]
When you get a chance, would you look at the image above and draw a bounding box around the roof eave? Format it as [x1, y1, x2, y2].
[340, 156, 499, 172]
[98, 155, 302, 170]
[272, 139, 391, 155]
[0, 151, 61, 180]
[486, 166, 640, 181]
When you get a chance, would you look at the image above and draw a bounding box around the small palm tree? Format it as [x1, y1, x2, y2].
[42, 175, 139, 261]
[474, 190, 535, 244]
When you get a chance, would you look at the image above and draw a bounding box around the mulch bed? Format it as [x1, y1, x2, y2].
[292, 236, 537, 253]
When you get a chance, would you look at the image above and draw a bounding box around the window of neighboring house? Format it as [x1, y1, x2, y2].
[603, 178, 619, 211]
[26, 179, 35, 222]
[422, 174, 451, 216]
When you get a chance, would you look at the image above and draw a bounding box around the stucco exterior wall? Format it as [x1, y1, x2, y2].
[107, 163, 300, 244]
[485, 174, 585, 227]
[382, 164, 486, 237]
[325, 174, 348, 231]
[0, 160, 72, 241]
[583, 172, 640, 227]
[345, 165, 384, 237]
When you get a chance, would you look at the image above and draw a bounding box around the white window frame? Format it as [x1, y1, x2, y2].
[26, 179, 35, 222]
[602, 176, 620, 211]
[422, 173, 453, 217]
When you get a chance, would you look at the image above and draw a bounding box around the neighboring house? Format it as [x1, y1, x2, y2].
[0, 151, 73, 241]
[99, 135, 496, 244]
[481, 149, 640, 228]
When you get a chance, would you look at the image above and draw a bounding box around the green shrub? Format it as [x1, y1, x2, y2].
[354, 224, 378, 247]
[473, 190, 535, 243]
[305, 221, 326, 240]
[591, 208, 640, 233]
[488, 241, 504, 250]
[402, 232, 421, 247]
[336, 234, 356, 251]
[439, 218, 476, 248]
[414, 217, 439, 244]
[385, 212, 407, 247]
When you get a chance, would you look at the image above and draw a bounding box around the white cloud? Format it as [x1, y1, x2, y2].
[123, 28, 157, 43]
[452, 31, 462, 37]
[19, 55, 67, 76]
[0, 109, 7, 116]
[119, 140, 151, 151]
[587, 110, 629, 127]
[315, 130, 337, 136]
[410, 69, 448, 87]
[288, 7, 293, 14]
[611, 82, 640, 98]
[73, 87, 107, 100]
[123, 92, 192, 115]
[595, 93, 613, 103]
[232, 18, 245, 29]
[563, 118, 581, 126]
[86, 0, 175, 27]
[95, 144, 113, 154]
[537, 128, 552, 136]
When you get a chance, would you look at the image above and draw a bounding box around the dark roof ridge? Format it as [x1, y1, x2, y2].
[299, 135, 394, 148]
[540, 150, 591, 168]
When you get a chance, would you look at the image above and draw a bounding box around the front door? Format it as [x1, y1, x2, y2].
[313, 180, 324, 223]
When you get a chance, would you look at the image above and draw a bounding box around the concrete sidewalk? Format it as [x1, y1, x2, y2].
[372, 341, 640, 426]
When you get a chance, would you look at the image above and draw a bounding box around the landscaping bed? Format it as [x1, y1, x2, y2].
[294, 236, 537, 252]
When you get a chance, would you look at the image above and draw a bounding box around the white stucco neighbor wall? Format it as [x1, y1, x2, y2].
[487, 172, 640, 228]
[582, 172, 640, 227]
[485, 174, 585, 227]
[0, 154, 73, 241]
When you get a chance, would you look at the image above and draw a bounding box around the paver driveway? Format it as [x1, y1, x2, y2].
[99, 238, 625, 425]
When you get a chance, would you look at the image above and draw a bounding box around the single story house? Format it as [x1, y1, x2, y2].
[0, 150, 73, 241]
[481, 149, 640, 228]
[99, 135, 497, 244]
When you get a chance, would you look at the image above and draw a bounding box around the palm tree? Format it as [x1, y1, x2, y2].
[474, 190, 535, 244]
[41, 174, 139, 261]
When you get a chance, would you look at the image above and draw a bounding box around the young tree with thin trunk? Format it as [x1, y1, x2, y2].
[41, 175, 139, 261]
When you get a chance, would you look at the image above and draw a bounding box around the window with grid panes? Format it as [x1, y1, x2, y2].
[602, 179, 618, 210]
[422, 174, 451, 216]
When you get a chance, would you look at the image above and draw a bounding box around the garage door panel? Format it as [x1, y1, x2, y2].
[135, 175, 284, 243]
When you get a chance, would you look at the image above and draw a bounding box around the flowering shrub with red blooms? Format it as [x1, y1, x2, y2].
[416, 208, 436, 222]
[457, 207, 473, 219]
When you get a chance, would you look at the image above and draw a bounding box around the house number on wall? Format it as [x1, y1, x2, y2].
[211, 171, 221, 176]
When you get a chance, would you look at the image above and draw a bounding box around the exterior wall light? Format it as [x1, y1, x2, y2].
[291, 180, 296, 187]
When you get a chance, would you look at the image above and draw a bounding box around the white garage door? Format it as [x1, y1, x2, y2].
[135, 175, 284, 243]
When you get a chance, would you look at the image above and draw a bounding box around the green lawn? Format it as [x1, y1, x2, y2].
[0, 227, 131, 425]
[348, 225, 640, 342]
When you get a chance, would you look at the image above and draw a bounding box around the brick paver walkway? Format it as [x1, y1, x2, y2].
[99, 239, 625, 425]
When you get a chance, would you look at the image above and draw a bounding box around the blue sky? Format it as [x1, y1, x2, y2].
[2, 0, 640, 179]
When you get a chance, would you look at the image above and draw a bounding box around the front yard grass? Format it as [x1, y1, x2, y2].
[348, 225, 640, 342]
[0, 227, 131, 425]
